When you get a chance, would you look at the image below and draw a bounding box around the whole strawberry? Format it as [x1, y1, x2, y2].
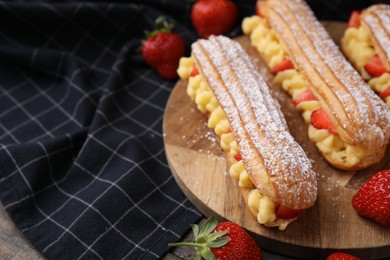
[142, 16, 185, 80]
[191, 0, 238, 39]
[352, 169, 390, 227]
[169, 216, 262, 259]
[326, 252, 360, 260]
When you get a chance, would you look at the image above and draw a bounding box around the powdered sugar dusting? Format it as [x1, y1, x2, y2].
[192, 35, 317, 209]
[268, 0, 390, 148]
[363, 5, 390, 67]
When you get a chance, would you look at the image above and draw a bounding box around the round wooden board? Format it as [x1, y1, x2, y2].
[163, 22, 390, 259]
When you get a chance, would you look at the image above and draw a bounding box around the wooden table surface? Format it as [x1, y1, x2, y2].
[0, 202, 43, 260]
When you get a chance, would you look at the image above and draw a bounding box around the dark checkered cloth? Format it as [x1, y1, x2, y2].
[0, 0, 372, 259]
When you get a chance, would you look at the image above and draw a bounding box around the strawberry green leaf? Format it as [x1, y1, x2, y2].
[207, 230, 228, 241]
[155, 16, 174, 32]
[190, 224, 199, 239]
[199, 216, 218, 237]
[200, 247, 216, 260]
[208, 237, 230, 248]
[144, 16, 175, 39]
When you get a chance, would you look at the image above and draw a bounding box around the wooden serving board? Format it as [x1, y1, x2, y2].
[163, 22, 390, 259]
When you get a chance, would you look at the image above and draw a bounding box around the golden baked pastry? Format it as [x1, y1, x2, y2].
[177, 35, 317, 230]
[341, 4, 390, 108]
[243, 0, 390, 170]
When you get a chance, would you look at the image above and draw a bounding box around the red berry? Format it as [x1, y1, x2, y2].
[352, 169, 390, 227]
[292, 89, 317, 105]
[234, 153, 242, 161]
[142, 17, 185, 80]
[270, 59, 294, 74]
[347, 10, 362, 28]
[169, 216, 262, 260]
[276, 205, 302, 220]
[191, 0, 238, 39]
[212, 222, 262, 260]
[326, 252, 361, 260]
[364, 54, 387, 78]
[311, 108, 338, 135]
[380, 86, 390, 99]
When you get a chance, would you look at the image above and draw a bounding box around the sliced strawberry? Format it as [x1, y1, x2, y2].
[311, 108, 338, 135]
[380, 86, 390, 99]
[364, 54, 387, 78]
[276, 205, 302, 220]
[256, 0, 263, 17]
[270, 59, 294, 74]
[292, 89, 317, 105]
[347, 10, 362, 28]
[234, 153, 242, 161]
[190, 65, 199, 77]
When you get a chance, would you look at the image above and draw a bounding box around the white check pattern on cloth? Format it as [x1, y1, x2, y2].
[0, 1, 201, 259]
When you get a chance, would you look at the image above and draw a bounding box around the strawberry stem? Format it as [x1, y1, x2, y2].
[168, 241, 205, 248]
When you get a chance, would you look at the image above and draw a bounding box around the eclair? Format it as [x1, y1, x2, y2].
[341, 4, 390, 108]
[242, 0, 390, 170]
[177, 35, 317, 230]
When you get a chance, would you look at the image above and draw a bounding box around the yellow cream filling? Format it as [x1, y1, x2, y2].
[341, 26, 390, 107]
[369, 72, 390, 108]
[177, 56, 291, 230]
[242, 16, 286, 68]
[242, 15, 366, 168]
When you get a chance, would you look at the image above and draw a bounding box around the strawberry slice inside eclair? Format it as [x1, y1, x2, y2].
[341, 6, 390, 108]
